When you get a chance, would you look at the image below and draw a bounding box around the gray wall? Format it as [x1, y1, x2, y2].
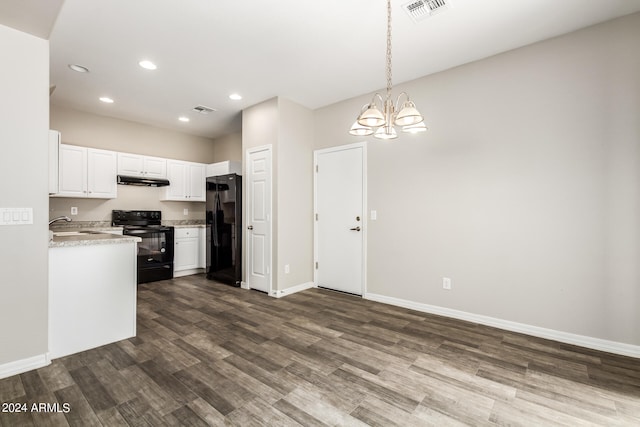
[51, 105, 219, 162]
[314, 13, 640, 345]
[242, 98, 279, 287]
[213, 132, 242, 162]
[49, 105, 241, 222]
[242, 97, 314, 292]
[276, 98, 314, 289]
[0, 24, 49, 365]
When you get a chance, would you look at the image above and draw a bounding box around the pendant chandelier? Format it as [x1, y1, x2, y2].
[349, 0, 427, 139]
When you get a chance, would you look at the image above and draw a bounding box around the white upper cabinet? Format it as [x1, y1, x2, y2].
[56, 144, 117, 199]
[117, 153, 167, 178]
[206, 160, 241, 177]
[57, 144, 86, 197]
[49, 130, 60, 195]
[162, 160, 205, 202]
[189, 163, 206, 201]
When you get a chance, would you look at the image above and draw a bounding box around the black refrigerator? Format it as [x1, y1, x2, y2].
[206, 173, 242, 286]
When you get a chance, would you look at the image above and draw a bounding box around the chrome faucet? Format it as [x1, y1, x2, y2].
[49, 216, 72, 226]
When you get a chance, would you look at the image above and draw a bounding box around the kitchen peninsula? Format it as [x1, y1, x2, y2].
[48, 232, 140, 358]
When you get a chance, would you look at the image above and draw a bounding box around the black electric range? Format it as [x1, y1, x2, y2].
[112, 210, 174, 284]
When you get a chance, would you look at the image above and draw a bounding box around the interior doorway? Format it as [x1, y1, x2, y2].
[245, 145, 272, 294]
[314, 142, 367, 295]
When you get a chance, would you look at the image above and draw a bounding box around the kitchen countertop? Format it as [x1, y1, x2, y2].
[49, 220, 204, 247]
[49, 232, 141, 248]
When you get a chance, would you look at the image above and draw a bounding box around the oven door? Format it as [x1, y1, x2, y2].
[124, 227, 174, 283]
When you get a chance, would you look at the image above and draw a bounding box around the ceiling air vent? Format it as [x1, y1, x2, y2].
[192, 105, 217, 114]
[403, 0, 450, 23]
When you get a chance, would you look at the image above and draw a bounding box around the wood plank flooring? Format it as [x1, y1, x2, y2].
[1, 274, 640, 426]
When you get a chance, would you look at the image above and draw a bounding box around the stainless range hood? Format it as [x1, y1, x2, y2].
[117, 175, 170, 187]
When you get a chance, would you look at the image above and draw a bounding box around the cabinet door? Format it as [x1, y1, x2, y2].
[143, 156, 167, 179]
[49, 130, 60, 194]
[57, 144, 87, 197]
[117, 153, 144, 176]
[88, 149, 117, 199]
[163, 160, 188, 200]
[188, 163, 206, 201]
[174, 238, 199, 271]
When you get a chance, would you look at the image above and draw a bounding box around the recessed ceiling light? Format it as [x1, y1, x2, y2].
[68, 64, 89, 73]
[178, 116, 190, 122]
[99, 97, 114, 104]
[229, 93, 242, 101]
[138, 60, 157, 70]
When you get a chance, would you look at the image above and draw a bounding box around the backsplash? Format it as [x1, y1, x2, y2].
[49, 219, 205, 230]
[49, 185, 206, 223]
[49, 221, 113, 230]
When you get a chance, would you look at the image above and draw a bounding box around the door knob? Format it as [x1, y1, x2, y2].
[247, 225, 254, 230]
[349, 226, 361, 231]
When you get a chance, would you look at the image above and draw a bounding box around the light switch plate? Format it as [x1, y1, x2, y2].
[0, 208, 33, 226]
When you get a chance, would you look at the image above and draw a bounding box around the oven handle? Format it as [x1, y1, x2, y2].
[124, 229, 171, 235]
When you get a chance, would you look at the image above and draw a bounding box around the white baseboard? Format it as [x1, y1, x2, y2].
[364, 293, 640, 359]
[0, 353, 50, 380]
[173, 268, 205, 278]
[270, 282, 315, 299]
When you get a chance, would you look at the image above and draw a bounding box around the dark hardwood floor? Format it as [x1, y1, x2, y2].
[1, 274, 640, 426]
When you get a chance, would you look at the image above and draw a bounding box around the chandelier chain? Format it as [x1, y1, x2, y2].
[348, 0, 425, 138]
[386, 0, 393, 101]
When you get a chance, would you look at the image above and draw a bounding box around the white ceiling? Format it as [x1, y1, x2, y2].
[3, 0, 640, 139]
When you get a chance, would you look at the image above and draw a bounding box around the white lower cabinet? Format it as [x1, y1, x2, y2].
[174, 227, 205, 276]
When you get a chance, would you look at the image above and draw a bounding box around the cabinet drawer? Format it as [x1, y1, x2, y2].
[174, 227, 199, 239]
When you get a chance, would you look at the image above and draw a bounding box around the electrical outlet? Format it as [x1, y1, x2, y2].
[443, 277, 452, 290]
[183, 208, 188, 216]
[71, 207, 78, 215]
[284, 264, 290, 274]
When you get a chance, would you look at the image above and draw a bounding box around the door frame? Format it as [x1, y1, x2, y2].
[313, 141, 367, 295]
[244, 144, 273, 295]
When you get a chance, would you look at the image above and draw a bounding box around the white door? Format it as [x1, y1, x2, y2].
[315, 143, 366, 295]
[246, 146, 272, 293]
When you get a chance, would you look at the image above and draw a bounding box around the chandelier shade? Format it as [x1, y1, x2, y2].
[374, 125, 398, 140]
[395, 101, 423, 126]
[357, 104, 386, 127]
[401, 121, 428, 133]
[349, 121, 375, 136]
[349, 0, 426, 139]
